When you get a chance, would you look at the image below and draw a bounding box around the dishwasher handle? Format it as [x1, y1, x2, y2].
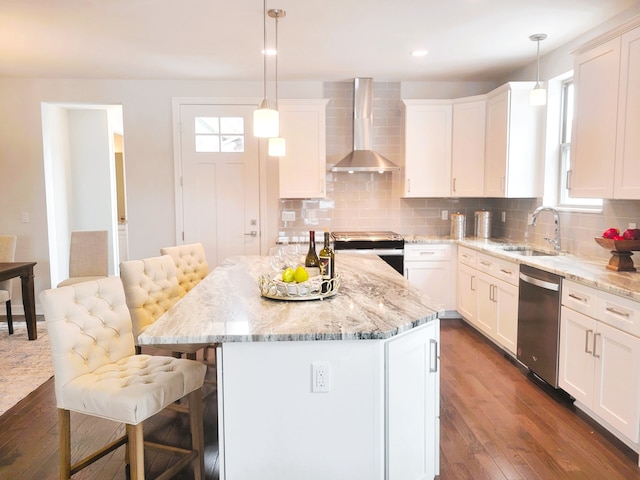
[519, 272, 560, 292]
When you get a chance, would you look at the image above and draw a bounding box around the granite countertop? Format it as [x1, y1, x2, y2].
[138, 254, 440, 345]
[405, 235, 640, 301]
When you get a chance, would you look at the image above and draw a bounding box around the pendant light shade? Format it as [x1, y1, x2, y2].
[267, 8, 286, 156]
[529, 33, 547, 107]
[268, 136, 286, 156]
[253, 0, 280, 138]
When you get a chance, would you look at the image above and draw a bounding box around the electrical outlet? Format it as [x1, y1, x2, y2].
[441, 210, 448, 221]
[312, 361, 330, 393]
[501, 211, 506, 223]
[21, 212, 29, 223]
[281, 210, 295, 222]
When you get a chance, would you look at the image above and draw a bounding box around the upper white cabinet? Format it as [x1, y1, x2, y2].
[570, 20, 640, 199]
[451, 96, 486, 197]
[484, 82, 542, 198]
[403, 100, 452, 197]
[278, 99, 328, 199]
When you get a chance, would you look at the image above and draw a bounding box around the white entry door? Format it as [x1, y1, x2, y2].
[178, 103, 261, 268]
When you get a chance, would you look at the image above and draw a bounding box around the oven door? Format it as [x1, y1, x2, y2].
[336, 248, 404, 275]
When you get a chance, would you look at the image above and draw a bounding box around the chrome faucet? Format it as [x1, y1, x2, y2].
[531, 206, 561, 252]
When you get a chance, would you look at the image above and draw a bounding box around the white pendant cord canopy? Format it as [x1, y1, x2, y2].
[253, 0, 279, 138]
[268, 8, 286, 156]
[529, 33, 547, 107]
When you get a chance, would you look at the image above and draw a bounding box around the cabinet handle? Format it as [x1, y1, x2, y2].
[500, 269, 512, 275]
[593, 332, 601, 358]
[407, 179, 411, 193]
[452, 177, 457, 193]
[470, 275, 475, 292]
[568, 293, 587, 303]
[585, 329, 593, 354]
[566, 170, 572, 190]
[605, 306, 631, 318]
[479, 261, 491, 267]
[320, 179, 324, 194]
[420, 251, 436, 255]
[429, 338, 438, 373]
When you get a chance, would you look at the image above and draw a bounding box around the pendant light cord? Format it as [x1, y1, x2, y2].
[275, 12, 279, 109]
[262, 0, 267, 103]
[535, 38, 541, 86]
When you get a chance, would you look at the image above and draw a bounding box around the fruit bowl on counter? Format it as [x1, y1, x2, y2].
[595, 232, 640, 272]
[258, 272, 341, 300]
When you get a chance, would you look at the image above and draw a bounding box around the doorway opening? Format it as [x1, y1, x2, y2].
[41, 103, 127, 287]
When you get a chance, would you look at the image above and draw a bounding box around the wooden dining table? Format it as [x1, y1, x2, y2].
[0, 262, 38, 340]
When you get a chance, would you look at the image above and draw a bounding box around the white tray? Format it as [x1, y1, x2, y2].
[258, 273, 341, 301]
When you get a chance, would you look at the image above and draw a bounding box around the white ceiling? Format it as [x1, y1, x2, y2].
[0, 0, 637, 82]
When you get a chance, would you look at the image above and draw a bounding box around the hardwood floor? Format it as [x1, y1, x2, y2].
[1, 319, 639, 479]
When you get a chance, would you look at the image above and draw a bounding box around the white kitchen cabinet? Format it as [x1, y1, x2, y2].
[484, 82, 542, 198]
[559, 280, 640, 445]
[570, 19, 640, 199]
[278, 99, 328, 199]
[569, 37, 620, 198]
[386, 319, 440, 479]
[402, 100, 452, 197]
[404, 244, 456, 312]
[461, 251, 519, 355]
[614, 25, 640, 199]
[451, 96, 486, 197]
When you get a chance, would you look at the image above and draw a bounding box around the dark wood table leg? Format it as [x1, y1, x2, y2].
[20, 270, 37, 340]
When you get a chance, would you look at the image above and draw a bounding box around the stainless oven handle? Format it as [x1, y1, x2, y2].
[335, 249, 404, 256]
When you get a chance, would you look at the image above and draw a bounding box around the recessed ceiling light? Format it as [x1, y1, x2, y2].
[411, 49, 428, 57]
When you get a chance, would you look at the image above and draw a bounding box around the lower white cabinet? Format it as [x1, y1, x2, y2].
[404, 244, 456, 312]
[559, 280, 640, 445]
[386, 320, 440, 479]
[457, 247, 519, 355]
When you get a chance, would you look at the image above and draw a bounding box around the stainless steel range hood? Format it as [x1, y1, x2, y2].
[331, 78, 400, 173]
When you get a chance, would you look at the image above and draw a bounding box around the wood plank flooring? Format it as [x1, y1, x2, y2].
[1, 318, 639, 479]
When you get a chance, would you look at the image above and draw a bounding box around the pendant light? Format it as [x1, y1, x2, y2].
[253, 0, 279, 138]
[529, 33, 547, 107]
[268, 8, 286, 157]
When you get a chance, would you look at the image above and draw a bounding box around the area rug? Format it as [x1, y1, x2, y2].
[0, 321, 53, 416]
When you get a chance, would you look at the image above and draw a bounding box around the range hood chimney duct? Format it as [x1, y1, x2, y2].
[331, 78, 400, 173]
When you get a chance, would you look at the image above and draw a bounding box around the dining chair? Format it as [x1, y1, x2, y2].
[39, 276, 206, 480]
[119, 255, 206, 359]
[160, 243, 209, 294]
[0, 235, 17, 334]
[57, 230, 109, 287]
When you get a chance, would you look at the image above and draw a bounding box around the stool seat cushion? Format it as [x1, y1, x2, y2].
[61, 354, 206, 424]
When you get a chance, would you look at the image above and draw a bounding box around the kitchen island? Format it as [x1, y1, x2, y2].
[139, 254, 441, 480]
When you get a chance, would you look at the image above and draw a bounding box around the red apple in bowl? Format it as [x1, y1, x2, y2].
[602, 227, 620, 239]
[622, 228, 640, 240]
[612, 235, 625, 240]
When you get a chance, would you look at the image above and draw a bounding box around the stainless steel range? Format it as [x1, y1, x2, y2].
[331, 231, 404, 274]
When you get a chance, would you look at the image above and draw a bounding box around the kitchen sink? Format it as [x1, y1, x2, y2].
[515, 249, 557, 257]
[502, 246, 558, 257]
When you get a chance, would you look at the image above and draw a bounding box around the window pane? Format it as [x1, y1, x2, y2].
[220, 117, 244, 134]
[195, 135, 220, 152]
[195, 117, 219, 134]
[563, 83, 574, 143]
[221, 135, 244, 152]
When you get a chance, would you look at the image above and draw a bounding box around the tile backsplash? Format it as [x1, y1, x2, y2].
[279, 81, 640, 262]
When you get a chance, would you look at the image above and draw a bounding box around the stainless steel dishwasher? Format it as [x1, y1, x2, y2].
[517, 265, 563, 388]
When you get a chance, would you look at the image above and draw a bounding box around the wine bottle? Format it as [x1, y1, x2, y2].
[319, 230, 335, 293]
[304, 230, 320, 277]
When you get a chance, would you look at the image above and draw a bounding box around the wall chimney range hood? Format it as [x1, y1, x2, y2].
[331, 77, 400, 173]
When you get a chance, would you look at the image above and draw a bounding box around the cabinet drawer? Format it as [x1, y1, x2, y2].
[477, 253, 519, 286]
[562, 280, 601, 318]
[599, 291, 640, 338]
[458, 246, 477, 267]
[405, 244, 452, 261]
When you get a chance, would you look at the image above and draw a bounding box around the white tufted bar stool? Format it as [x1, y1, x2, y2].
[39, 276, 206, 480]
[160, 243, 209, 295]
[119, 255, 207, 359]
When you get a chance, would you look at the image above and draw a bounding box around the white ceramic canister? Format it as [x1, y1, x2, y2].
[450, 213, 466, 240]
[474, 210, 492, 238]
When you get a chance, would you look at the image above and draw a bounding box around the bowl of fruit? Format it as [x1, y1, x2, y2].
[595, 228, 640, 271]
